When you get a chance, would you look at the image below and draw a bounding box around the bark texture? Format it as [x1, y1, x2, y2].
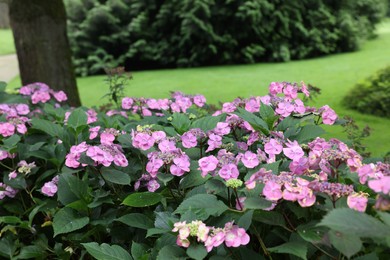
[9, 0, 81, 106]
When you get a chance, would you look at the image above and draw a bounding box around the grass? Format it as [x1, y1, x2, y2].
[7, 21, 390, 156]
[0, 29, 15, 55]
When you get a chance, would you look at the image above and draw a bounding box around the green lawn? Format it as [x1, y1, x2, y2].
[0, 29, 15, 55]
[7, 21, 390, 156]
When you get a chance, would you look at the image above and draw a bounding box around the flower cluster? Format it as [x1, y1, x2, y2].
[172, 220, 250, 252]
[19, 82, 68, 104]
[66, 127, 128, 168]
[122, 91, 206, 116]
[41, 176, 59, 197]
[0, 182, 18, 200]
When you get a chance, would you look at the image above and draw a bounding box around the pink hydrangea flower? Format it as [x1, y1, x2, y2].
[264, 139, 283, 155]
[41, 180, 58, 197]
[283, 140, 304, 161]
[132, 132, 155, 150]
[224, 225, 250, 247]
[193, 95, 206, 107]
[122, 97, 134, 109]
[347, 193, 368, 212]
[269, 82, 284, 95]
[275, 101, 295, 117]
[245, 98, 260, 112]
[181, 132, 197, 148]
[53, 91, 68, 102]
[368, 176, 390, 194]
[158, 139, 177, 152]
[218, 163, 239, 180]
[321, 105, 337, 125]
[31, 91, 51, 104]
[214, 122, 231, 136]
[263, 181, 283, 201]
[241, 151, 259, 168]
[0, 122, 15, 137]
[206, 133, 222, 152]
[198, 155, 219, 176]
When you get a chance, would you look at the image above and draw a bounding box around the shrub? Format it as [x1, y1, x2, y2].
[343, 66, 390, 117]
[65, 0, 387, 75]
[0, 80, 389, 259]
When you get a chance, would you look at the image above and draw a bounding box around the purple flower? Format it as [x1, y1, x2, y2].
[283, 140, 304, 161]
[218, 163, 239, 180]
[198, 155, 219, 176]
[241, 151, 259, 168]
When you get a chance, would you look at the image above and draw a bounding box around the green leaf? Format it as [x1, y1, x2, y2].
[170, 113, 191, 134]
[234, 107, 269, 135]
[174, 194, 228, 220]
[328, 230, 362, 258]
[187, 244, 207, 260]
[2, 135, 20, 149]
[18, 245, 47, 259]
[82, 242, 133, 260]
[157, 245, 186, 260]
[122, 192, 162, 207]
[318, 208, 390, 238]
[191, 114, 226, 132]
[31, 118, 63, 137]
[179, 168, 209, 189]
[377, 211, 390, 226]
[244, 197, 273, 210]
[131, 242, 148, 260]
[67, 108, 88, 130]
[291, 125, 325, 143]
[259, 103, 278, 130]
[268, 242, 308, 260]
[0, 216, 21, 224]
[53, 207, 89, 237]
[57, 173, 89, 205]
[297, 222, 327, 243]
[238, 210, 253, 230]
[101, 168, 131, 185]
[252, 211, 286, 228]
[116, 213, 154, 230]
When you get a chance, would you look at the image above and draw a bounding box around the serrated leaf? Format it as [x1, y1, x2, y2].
[67, 108, 88, 130]
[291, 125, 325, 143]
[238, 210, 253, 230]
[297, 221, 327, 243]
[53, 208, 89, 237]
[131, 242, 148, 260]
[191, 114, 226, 132]
[328, 230, 362, 258]
[157, 245, 186, 260]
[235, 107, 269, 135]
[252, 211, 286, 227]
[187, 244, 207, 260]
[244, 197, 273, 210]
[122, 192, 162, 207]
[57, 173, 89, 205]
[318, 208, 390, 238]
[17, 245, 47, 259]
[179, 168, 208, 189]
[170, 113, 191, 134]
[268, 242, 307, 260]
[174, 194, 228, 220]
[101, 168, 131, 185]
[2, 135, 20, 149]
[116, 213, 154, 230]
[31, 118, 63, 137]
[82, 242, 133, 260]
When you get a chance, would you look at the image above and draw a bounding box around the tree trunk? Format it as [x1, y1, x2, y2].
[9, 0, 81, 106]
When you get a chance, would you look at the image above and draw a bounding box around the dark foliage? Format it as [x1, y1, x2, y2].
[65, 0, 387, 75]
[343, 66, 390, 117]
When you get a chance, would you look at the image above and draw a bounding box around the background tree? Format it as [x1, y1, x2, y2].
[0, 2, 9, 28]
[8, 0, 81, 106]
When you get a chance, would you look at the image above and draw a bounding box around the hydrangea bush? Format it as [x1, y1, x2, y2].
[0, 81, 389, 259]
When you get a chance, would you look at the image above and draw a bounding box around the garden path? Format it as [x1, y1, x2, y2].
[0, 53, 18, 83]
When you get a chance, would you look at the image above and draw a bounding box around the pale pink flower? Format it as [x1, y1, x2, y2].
[214, 122, 231, 135]
[53, 91, 68, 102]
[321, 105, 337, 125]
[198, 155, 219, 176]
[218, 163, 239, 180]
[245, 98, 260, 112]
[181, 132, 197, 148]
[283, 140, 304, 161]
[224, 226, 250, 247]
[368, 176, 390, 194]
[347, 193, 368, 212]
[241, 151, 259, 168]
[41, 181, 58, 197]
[193, 95, 206, 107]
[206, 133, 222, 152]
[264, 139, 283, 155]
[263, 181, 283, 201]
[275, 101, 295, 117]
[132, 132, 155, 150]
[122, 97, 134, 109]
